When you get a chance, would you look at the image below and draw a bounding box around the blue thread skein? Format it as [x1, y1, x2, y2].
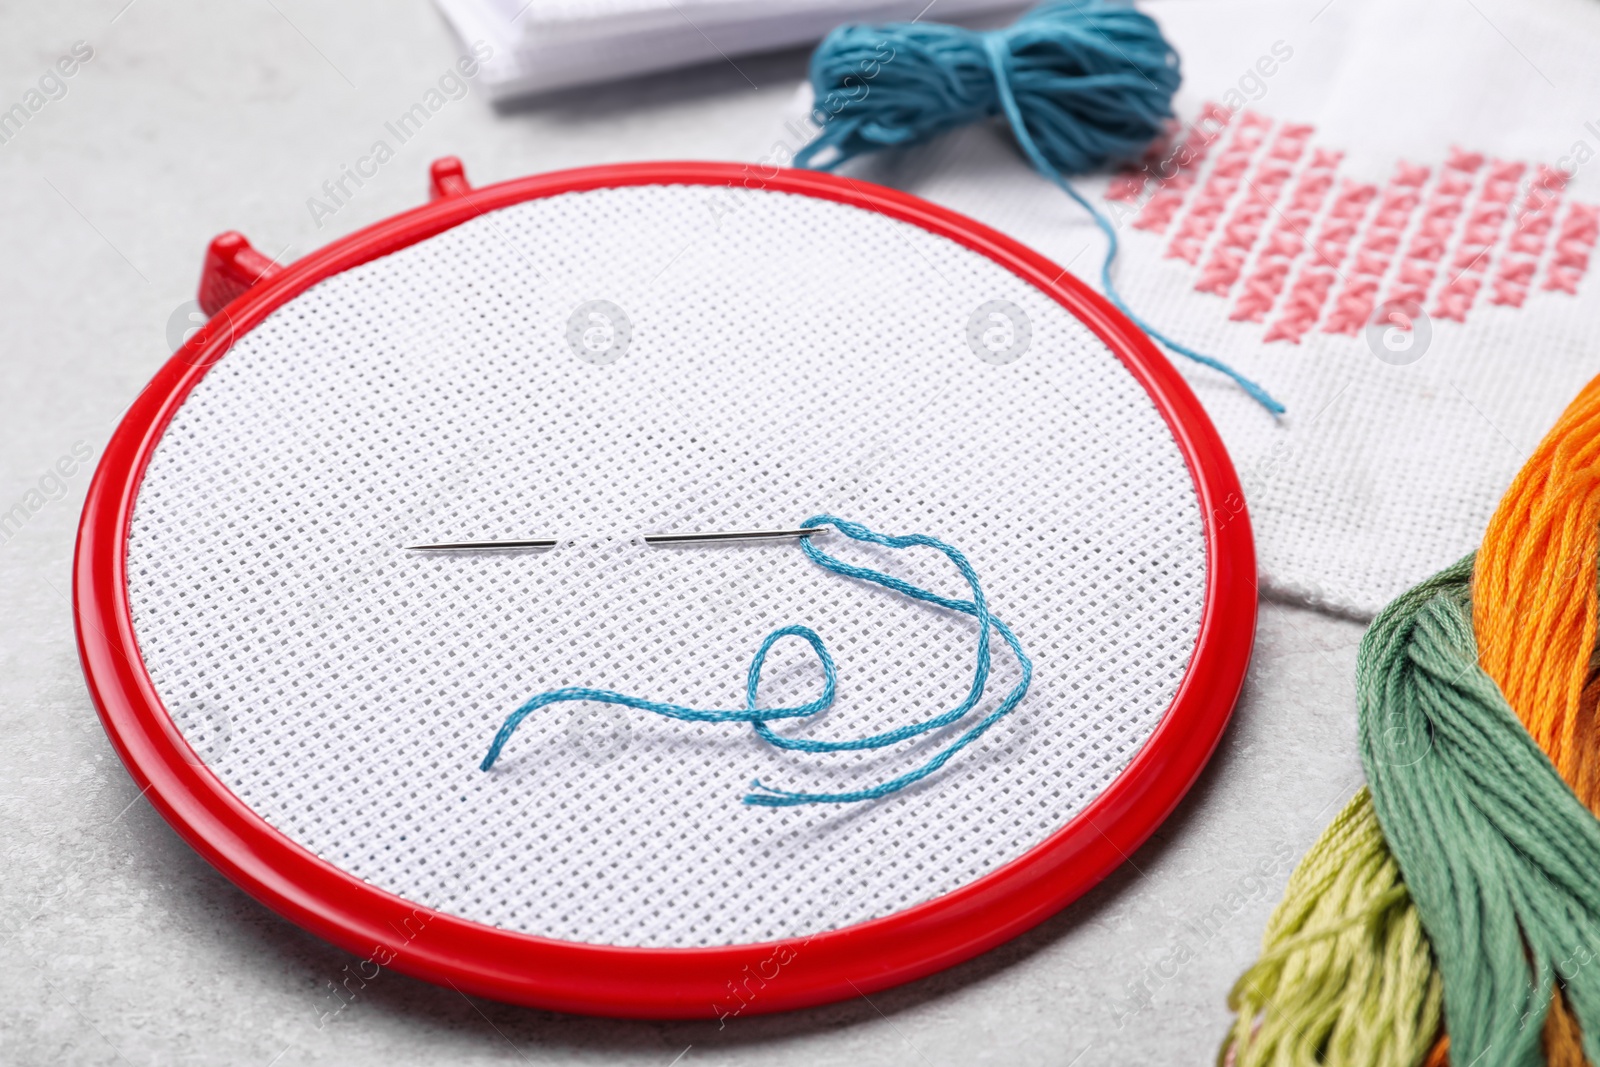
[480, 516, 1033, 806]
[795, 1, 1286, 416]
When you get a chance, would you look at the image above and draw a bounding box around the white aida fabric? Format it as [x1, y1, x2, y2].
[434, 0, 1023, 98]
[125, 184, 1208, 948]
[800, 0, 1600, 618]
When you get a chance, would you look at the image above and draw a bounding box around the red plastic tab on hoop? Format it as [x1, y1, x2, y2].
[429, 156, 472, 201]
[198, 232, 282, 317]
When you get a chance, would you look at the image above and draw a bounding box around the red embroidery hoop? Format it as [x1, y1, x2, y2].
[74, 158, 1255, 1019]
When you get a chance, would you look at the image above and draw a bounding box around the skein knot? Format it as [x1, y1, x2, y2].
[796, 1, 1180, 174]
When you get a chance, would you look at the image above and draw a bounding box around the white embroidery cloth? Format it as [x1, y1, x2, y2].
[774, 0, 1600, 618]
[126, 185, 1208, 946]
[432, 0, 1023, 98]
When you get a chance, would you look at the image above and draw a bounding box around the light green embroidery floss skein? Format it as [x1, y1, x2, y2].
[1222, 788, 1441, 1067]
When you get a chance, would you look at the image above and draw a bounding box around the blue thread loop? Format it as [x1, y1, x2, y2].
[794, 1, 1285, 416]
[479, 516, 1033, 806]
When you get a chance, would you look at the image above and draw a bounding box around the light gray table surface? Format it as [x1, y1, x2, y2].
[0, 2, 1371, 1063]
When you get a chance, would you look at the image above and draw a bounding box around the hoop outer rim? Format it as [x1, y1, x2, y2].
[73, 160, 1257, 1019]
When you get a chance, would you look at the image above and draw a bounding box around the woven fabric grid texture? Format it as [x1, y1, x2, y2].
[126, 185, 1206, 947]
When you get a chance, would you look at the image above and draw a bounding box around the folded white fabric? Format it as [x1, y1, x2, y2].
[433, 0, 1023, 98]
[782, 0, 1600, 618]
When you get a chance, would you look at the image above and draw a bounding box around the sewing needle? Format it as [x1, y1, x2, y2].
[405, 528, 824, 551]
[643, 527, 824, 545]
[406, 538, 559, 551]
